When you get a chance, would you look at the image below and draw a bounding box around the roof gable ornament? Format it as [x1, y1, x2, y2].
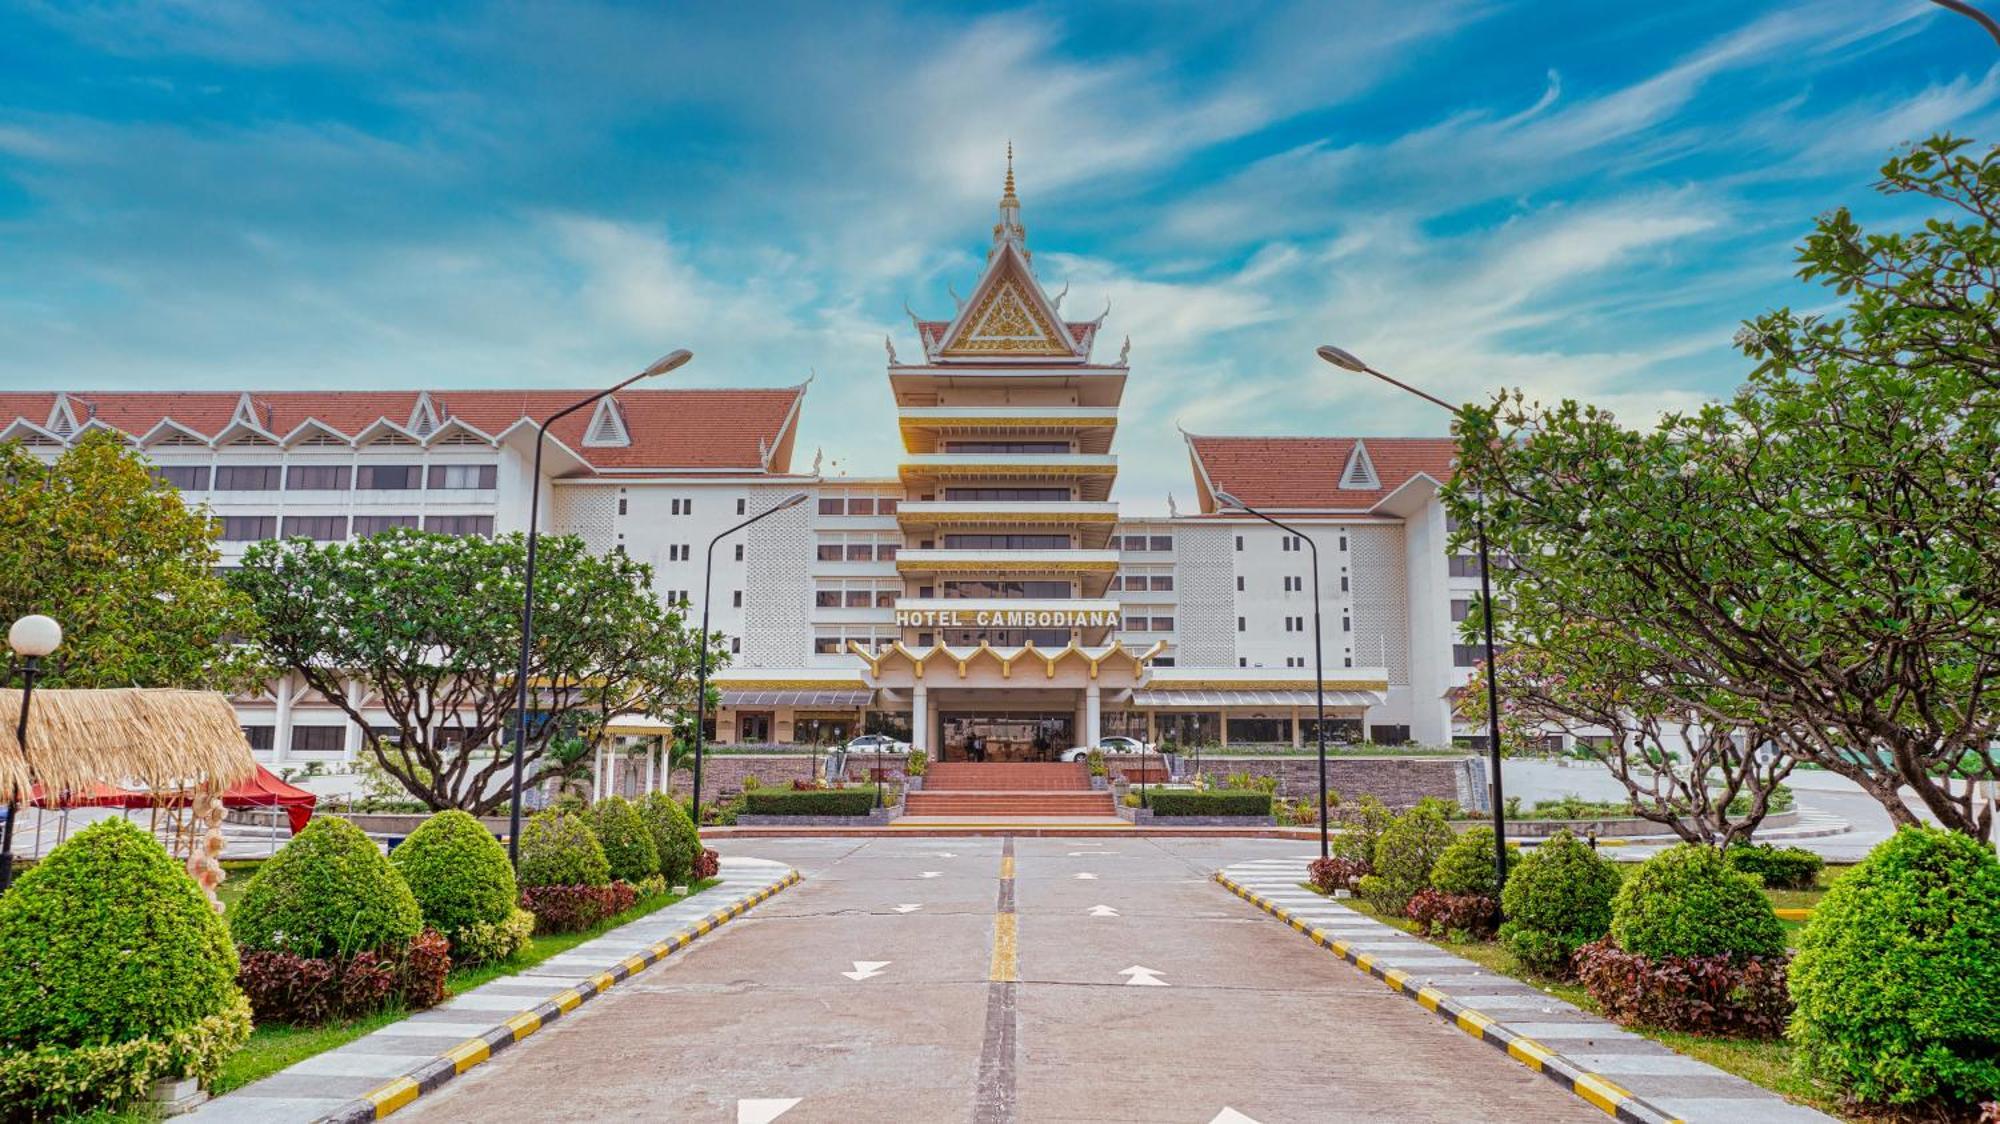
[1340, 439, 1381, 490]
[582, 397, 631, 448]
[230, 392, 262, 429]
[46, 394, 82, 438]
[407, 391, 442, 437]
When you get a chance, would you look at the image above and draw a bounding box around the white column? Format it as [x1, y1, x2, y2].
[271, 674, 293, 766]
[912, 686, 929, 757]
[1085, 684, 1101, 748]
[643, 742, 656, 795]
[1291, 706, 1302, 748]
[342, 681, 365, 765]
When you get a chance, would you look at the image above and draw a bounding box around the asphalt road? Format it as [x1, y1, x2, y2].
[399, 836, 1600, 1124]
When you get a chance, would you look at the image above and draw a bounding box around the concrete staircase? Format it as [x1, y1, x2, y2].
[904, 762, 1117, 818]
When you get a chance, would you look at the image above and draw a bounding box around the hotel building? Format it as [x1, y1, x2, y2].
[0, 166, 1491, 771]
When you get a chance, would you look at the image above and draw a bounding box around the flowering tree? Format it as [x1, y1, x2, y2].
[232, 529, 725, 812]
[1453, 135, 2000, 842]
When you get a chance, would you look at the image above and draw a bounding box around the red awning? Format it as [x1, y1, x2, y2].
[26, 765, 318, 834]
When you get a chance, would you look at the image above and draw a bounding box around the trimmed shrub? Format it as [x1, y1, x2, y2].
[639, 792, 702, 884]
[391, 811, 518, 960]
[516, 809, 611, 889]
[455, 909, 535, 965]
[742, 789, 877, 816]
[1358, 800, 1454, 915]
[1611, 844, 1785, 961]
[1329, 796, 1393, 875]
[694, 848, 720, 881]
[1429, 827, 1516, 898]
[1724, 843, 1823, 891]
[1406, 888, 1501, 941]
[1498, 830, 1622, 978]
[1789, 827, 2000, 1111]
[590, 796, 661, 884]
[1308, 856, 1369, 894]
[231, 816, 423, 959]
[0, 820, 251, 1116]
[1575, 938, 1790, 1037]
[1140, 789, 1272, 817]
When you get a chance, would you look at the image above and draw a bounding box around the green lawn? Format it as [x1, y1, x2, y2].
[211, 878, 717, 1096]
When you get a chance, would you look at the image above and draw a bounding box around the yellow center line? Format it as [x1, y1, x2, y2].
[990, 913, 1019, 982]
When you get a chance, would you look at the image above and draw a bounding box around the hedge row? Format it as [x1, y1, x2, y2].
[1140, 789, 1272, 817]
[742, 789, 879, 816]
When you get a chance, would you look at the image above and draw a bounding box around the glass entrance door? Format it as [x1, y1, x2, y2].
[938, 713, 1075, 763]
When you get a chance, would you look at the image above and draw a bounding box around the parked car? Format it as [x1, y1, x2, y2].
[843, 733, 911, 756]
[1059, 735, 1151, 763]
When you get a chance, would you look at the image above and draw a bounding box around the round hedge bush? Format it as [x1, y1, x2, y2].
[1357, 799, 1454, 914]
[230, 816, 423, 958]
[1429, 827, 1516, 897]
[1498, 829, 1622, 977]
[516, 809, 610, 889]
[589, 796, 660, 884]
[390, 811, 518, 947]
[1610, 843, 1784, 960]
[639, 792, 701, 884]
[1789, 827, 2000, 1110]
[0, 819, 241, 1049]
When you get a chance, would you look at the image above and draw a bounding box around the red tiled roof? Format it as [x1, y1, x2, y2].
[1186, 435, 1457, 512]
[0, 388, 805, 473]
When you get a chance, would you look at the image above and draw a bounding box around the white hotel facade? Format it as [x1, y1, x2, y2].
[2, 174, 1499, 768]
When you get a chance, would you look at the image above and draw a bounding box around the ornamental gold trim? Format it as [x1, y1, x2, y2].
[894, 558, 1118, 573]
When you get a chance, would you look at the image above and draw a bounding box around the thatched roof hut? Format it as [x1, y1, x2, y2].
[0, 687, 256, 799]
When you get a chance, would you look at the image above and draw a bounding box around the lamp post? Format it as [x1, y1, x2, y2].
[689, 492, 813, 812]
[1, 614, 61, 891]
[1317, 343, 1509, 892]
[506, 350, 693, 868]
[1210, 493, 1330, 859]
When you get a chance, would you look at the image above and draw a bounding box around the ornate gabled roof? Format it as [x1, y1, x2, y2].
[916, 149, 1106, 365]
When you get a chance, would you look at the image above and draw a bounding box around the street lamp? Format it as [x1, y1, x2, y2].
[506, 349, 693, 868]
[689, 491, 813, 812]
[1210, 492, 1331, 859]
[1, 614, 62, 891]
[1316, 343, 1509, 892]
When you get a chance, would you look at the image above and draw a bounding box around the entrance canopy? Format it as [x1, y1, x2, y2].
[1130, 668, 1389, 711]
[720, 688, 873, 709]
[1131, 688, 1382, 708]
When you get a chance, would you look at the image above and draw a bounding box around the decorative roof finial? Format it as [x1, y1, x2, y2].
[1003, 140, 1017, 202]
[992, 141, 1028, 260]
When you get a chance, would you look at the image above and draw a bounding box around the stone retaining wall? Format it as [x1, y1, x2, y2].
[1179, 755, 1479, 808]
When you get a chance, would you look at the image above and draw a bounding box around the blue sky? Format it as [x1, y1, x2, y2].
[2, 1, 1996, 509]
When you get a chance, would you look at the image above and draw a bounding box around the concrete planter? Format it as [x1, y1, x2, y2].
[1089, 775, 1108, 790]
[151, 1076, 208, 1115]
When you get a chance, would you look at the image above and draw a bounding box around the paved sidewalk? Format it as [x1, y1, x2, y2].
[1216, 857, 1834, 1124]
[189, 857, 798, 1124]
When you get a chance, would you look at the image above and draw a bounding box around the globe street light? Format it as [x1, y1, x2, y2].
[1317, 344, 1509, 892]
[689, 492, 813, 812]
[1, 614, 62, 891]
[507, 350, 693, 868]
[1211, 493, 1331, 859]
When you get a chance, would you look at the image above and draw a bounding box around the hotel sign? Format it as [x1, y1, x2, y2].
[893, 607, 1121, 629]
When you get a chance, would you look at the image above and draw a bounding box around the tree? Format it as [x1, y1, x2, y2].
[0, 431, 262, 690]
[231, 528, 726, 813]
[1454, 135, 2000, 841]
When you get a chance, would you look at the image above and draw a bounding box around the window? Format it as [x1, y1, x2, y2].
[684, 498, 693, 515]
[847, 497, 875, 516]
[941, 533, 1070, 549]
[943, 487, 1070, 501]
[427, 464, 497, 490]
[813, 637, 843, 655]
[1451, 600, 1471, 623]
[353, 515, 419, 536]
[1151, 616, 1174, 631]
[282, 515, 347, 541]
[1125, 617, 1149, 632]
[845, 589, 872, 608]
[1236, 575, 1244, 592]
[734, 544, 744, 561]
[1149, 576, 1173, 591]
[1453, 643, 1484, 668]
[815, 589, 841, 608]
[1149, 535, 1172, 551]
[1235, 535, 1244, 551]
[217, 516, 276, 541]
[214, 465, 281, 491]
[617, 498, 628, 515]
[426, 515, 494, 537]
[286, 465, 349, 490]
[876, 543, 897, 560]
[290, 725, 345, 753]
[1340, 575, 1349, 592]
[1227, 716, 1292, 744]
[152, 465, 211, 491]
[845, 543, 873, 561]
[1449, 555, 1482, 578]
[731, 637, 741, 654]
[942, 580, 1070, 600]
[942, 440, 1071, 453]
[1239, 657, 1248, 667]
[877, 497, 897, 515]
[241, 724, 274, 751]
[1342, 615, 1351, 633]
[357, 465, 422, 490]
[819, 497, 844, 515]
[737, 498, 747, 515]
[817, 544, 842, 562]
[1237, 616, 1246, 632]
[1106, 576, 1121, 592]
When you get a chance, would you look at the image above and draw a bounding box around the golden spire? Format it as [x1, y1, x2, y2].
[1003, 140, 1017, 203]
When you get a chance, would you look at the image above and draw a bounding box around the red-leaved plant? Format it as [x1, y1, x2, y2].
[1307, 856, 1369, 894]
[1404, 889, 1501, 940]
[694, 848, 721, 881]
[236, 932, 450, 1025]
[1573, 937, 1791, 1037]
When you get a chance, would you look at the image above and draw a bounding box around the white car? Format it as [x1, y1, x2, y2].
[843, 734, 911, 757]
[1060, 735, 1152, 763]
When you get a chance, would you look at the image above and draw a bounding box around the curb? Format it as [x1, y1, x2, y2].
[314, 869, 801, 1124]
[1214, 871, 1684, 1124]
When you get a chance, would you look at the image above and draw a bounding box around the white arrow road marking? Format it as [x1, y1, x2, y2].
[1067, 850, 1120, 856]
[933, 851, 958, 858]
[842, 961, 891, 981]
[893, 903, 923, 913]
[1074, 872, 1097, 880]
[1209, 1110, 1262, 1124]
[920, 871, 943, 878]
[738, 1099, 801, 1124]
[1088, 904, 1119, 917]
[1119, 965, 1168, 987]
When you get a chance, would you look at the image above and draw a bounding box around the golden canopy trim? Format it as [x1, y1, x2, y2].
[0, 687, 257, 798]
